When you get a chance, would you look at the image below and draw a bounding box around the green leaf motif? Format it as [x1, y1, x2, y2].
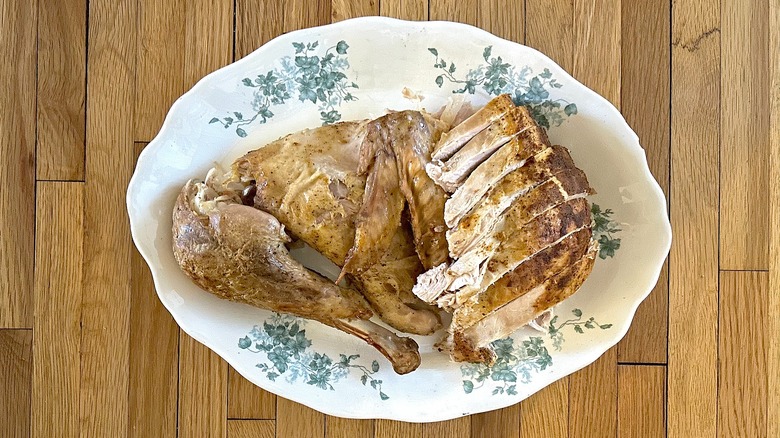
[239, 313, 388, 400]
[463, 310, 614, 395]
[429, 46, 578, 129]
[211, 40, 358, 136]
[591, 204, 622, 259]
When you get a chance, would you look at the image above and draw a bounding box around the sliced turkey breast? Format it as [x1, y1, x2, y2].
[442, 243, 598, 363]
[444, 124, 550, 228]
[427, 106, 537, 192]
[431, 93, 514, 162]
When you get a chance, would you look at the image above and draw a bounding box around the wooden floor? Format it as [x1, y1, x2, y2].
[1, 0, 777, 436]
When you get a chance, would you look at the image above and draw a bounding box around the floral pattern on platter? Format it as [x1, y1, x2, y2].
[210, 40, 358, 137]
[428, 46, 578, 129]
[461, 309, 612, 395]
[591, 203, 622, 259]
[238, 313, 389, 400]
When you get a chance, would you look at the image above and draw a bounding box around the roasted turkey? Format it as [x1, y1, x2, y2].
[171, 93, 597, 373]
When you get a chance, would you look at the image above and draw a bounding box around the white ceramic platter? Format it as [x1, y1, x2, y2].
[127, 17, 671, 422]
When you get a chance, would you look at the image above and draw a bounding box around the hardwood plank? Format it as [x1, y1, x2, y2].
[668, 0, 720, 436]
[522, 5, 573, 434]
[228, 366, 276, 419]
[519, 379, 568, 438]
[174, 5, 234, 435]
[568, 2, 620, 436]
[277, 398, 325, 438]
[135, 0, 186, 141]
[0, 0, 36, 329]
[617, 365, 666, 438]
[718, 272, 768, 437]
[572, 0, 621, 108]
[236, 0, 284, 60]
[325, 417, 373, 438]
[769, 1, 780, 435]
[182, 0, 234, 86]
[379, 0, 427, 20]
[471, 405, 519, 438]
[617, 0, 670, 364]
[429, 0, 478, 26]
[270, 4, 331, 436]
[720, 0, 770, 270]
[526, 0, 573, 72]
[36, 0, 84, 180]
[129, 142, 178, 438]
[569, 352, 618, 437]
[37, 0, 86, 180]
[227, 420, 276, 438]
[31, 182, 83, 438]
[332, 0, 378, 22]
[476, 0, 523, 43]
[80, 0, 136, 435]
[0, 330, 33, 438]
[178, 333, 229, 438]
[283, 0, 331, 33]
[376, 417, 471, 438]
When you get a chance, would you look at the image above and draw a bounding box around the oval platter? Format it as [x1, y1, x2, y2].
[127, 17, 671, 422]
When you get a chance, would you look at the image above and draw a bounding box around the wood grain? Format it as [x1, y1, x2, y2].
[325, 417, 373, 438]
[769, 1, 780, 435]
[568, 1, 620, 436]
[617, 0, 670, 364]
[129, 143, 179, 438]
[332, 0, 378, 22]
[184, 0, 234, 86]
[228, 367, 276, 419]
[669, 0, 720, 435]
[429, 0, 477, 25]
[80, 0, 136, 435]
[618, 365, 666, 438]
[0, 0, 36, 329]
[0, 330, 33, 438]
[380, 0, 427, 20]
[32, 182, 83, 438]
[178, 333, 229, 438]
[471, 405, 519, 438]
[460, 3, 526, 434]
[277, 398, 325, 438]
[719, 0, 769, 270]
[519, 379, 568, 438]
[284, 0, 331, 33]
[718, 272, 768, 437]
[526, 0, 573, 71]
[37, 0, 86, 180]
[475, 0, 523, 43]
[521, 5, 573, 435]
[375, 417, 471, 438]
[135, 0, 186, 140]
[174, 5, 234, 436]
[236, 0, 284, 60]
[228, 420, 276, 438]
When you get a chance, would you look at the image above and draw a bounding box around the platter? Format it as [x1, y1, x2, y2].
[127, 17, 671, 422]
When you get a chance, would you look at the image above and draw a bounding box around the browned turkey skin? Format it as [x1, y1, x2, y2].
[171, 93, 597, 372]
